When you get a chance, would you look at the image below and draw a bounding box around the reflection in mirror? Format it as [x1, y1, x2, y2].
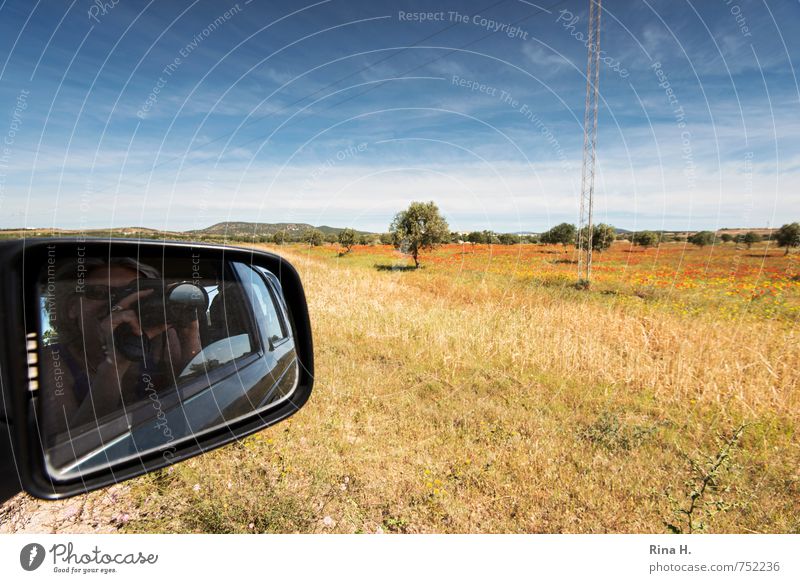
[36, 250, 299, 481]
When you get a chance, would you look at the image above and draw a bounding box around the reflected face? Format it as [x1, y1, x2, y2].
[71, 264, 140, 331]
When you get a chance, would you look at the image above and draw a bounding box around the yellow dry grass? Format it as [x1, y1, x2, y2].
[124, 245, 798, 533]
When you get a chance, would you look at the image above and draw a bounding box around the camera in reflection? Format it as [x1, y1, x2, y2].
[109, 279, 209, 361]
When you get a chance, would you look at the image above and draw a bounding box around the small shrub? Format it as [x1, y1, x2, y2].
[665, 424, 746, 534]
[578, 411, 656, 451]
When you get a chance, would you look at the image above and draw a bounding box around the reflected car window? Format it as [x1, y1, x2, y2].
[233, 262, 287, 346]
[181, 282, 254, 379]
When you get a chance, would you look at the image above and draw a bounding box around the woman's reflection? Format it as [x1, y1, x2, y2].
[41, 258, 202, 438]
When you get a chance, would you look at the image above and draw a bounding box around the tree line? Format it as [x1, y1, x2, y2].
[683, 226, 800, 254]
[260, 207, 800, 267]
[225, 213, 800, 257]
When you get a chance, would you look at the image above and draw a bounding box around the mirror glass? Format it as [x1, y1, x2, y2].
[35, 249, 299, 481]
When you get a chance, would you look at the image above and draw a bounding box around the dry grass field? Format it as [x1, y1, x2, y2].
[118, 241, 798, 534]
[2, 240, 797, 533]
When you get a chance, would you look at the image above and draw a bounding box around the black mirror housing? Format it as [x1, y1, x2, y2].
[0, 238, 314, 500]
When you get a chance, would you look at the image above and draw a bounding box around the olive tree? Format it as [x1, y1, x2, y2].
[577, 223, 616, 252]
[542, 222, 576, 251]
[272, 230, 288, 245]
[338, 228, 357, 254]
[498, 233, 520, 245]
[303, 228, 324, 246]
[482, 230, 500, 245]
[775, 222, 800, 254]
[688, 231, 715, 247]
[467, 231, 485, 245]
[389, 201, 450, 268]
[742, 231, 760, 249]
[632, 230, 659, 248]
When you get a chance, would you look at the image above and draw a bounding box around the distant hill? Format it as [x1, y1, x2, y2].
[189, 222, 312, 237]
[0, 226, 184, 237]
[188, 222, 374, 237]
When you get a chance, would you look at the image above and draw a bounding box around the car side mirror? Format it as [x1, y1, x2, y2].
[0, 239, 314, 501]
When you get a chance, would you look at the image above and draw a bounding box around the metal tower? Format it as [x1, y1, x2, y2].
[577, 0, 602, 285]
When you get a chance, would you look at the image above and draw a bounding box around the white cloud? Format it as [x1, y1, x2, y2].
[521, 44, 569, 68]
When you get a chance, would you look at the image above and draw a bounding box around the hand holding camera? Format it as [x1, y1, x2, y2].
[101, 279, 208, 363]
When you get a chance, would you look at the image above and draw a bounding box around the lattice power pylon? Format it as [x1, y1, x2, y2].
[577, 0, 602, 285]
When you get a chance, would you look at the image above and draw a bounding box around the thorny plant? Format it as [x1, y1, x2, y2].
[665, 424, 747, 534]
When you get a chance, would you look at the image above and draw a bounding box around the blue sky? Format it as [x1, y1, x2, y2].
[0, 0, 798, 233]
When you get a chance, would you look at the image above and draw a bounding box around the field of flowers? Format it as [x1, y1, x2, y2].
[303, 240, 800, 322]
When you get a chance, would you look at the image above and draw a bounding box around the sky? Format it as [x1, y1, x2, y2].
[0, 0, 798, 233]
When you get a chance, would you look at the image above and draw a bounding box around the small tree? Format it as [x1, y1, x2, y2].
[379, 232, 394, 245]
[303, 228, 324, 247]
[577, 223, 616, 252]
[483, 230, 500, 245]
[338, 228, 357, 254]
[467, 231, 485, 246]
[389, 201, 450, 268]
[272, 230, 288, 245]
[498, 233, 520, 245]
[742, 231, 760, 249]
[720, 233, 734, 243]
[632, 230, 659, 248]
[542, 222, 577, 251]
[688, 231, 715, 247]
[775, 222, 800, 255]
